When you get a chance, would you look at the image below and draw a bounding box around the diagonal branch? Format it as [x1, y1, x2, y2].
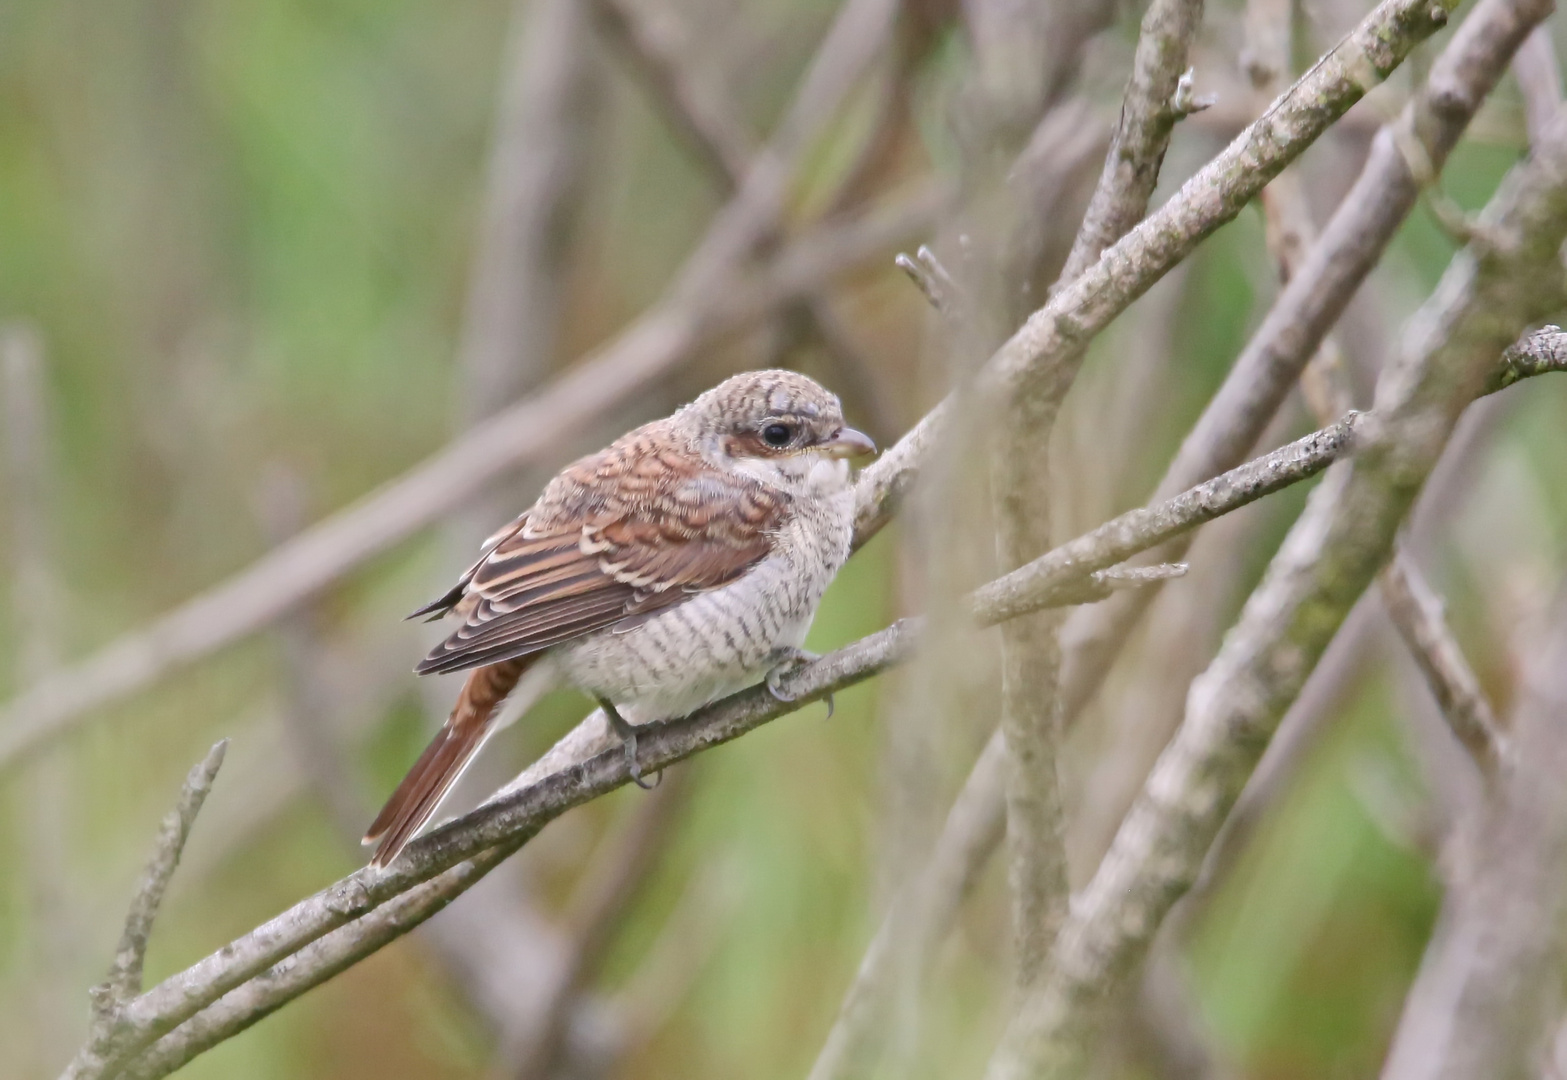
[1378, 554, 1507, 774]
[1247, 16, 1510, 796]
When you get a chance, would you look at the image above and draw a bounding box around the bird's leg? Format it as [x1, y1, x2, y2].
[764, 648, 833, 719]
[597, 697, 660, 789]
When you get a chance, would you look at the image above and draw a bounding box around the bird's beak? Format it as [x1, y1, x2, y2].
[820, 426, 877, 458]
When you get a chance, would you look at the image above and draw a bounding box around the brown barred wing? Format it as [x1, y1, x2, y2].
[414, 461, 787, 676]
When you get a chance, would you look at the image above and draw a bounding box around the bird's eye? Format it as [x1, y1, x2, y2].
[762, 423, 794, 448]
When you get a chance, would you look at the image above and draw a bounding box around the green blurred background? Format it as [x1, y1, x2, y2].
[2, 0, 1566, 1077]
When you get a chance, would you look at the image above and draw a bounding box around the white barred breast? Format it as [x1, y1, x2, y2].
[553, 483, 855, 722]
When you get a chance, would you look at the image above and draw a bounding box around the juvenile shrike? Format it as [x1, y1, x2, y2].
[365, 369, 876, 866]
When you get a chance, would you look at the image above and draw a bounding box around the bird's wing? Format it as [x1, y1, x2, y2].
[413, 448, 787, 676]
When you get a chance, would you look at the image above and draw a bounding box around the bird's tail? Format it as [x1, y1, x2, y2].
[365, 655, 536, 867]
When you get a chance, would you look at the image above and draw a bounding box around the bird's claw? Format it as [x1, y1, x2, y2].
[765, 649, 833, 718]
[598, 698, 661, 790]
[622, 732, 661, 790]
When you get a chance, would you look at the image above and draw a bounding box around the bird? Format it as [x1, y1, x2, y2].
[364, 369, 877, 867]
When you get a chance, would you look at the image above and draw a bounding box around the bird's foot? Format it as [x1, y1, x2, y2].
[764, 649, 833, 719]
[597, 698, 661, 790]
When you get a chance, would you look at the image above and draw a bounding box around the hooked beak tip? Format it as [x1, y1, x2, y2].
[823, 426, 877, 459]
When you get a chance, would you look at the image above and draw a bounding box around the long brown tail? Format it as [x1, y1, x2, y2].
[365, 656, 534, 867]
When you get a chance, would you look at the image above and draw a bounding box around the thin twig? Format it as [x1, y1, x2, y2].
[1379, 554, 1508, 774]
[1379, 598, 1567, 1080]
[1488, 323, 1567, 391]
[971, 420, 1359, 625]
[76, 741, 228, 1073]
[1055, 0, 1208, 286]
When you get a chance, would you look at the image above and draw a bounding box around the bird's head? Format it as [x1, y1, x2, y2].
[681, 369, 877, 493]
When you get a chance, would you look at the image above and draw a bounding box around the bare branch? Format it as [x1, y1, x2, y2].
[1380, 602, 1567, 1080]
[971, 418, 1359, 625]
[586, 0, 753, 184]
[102, 742, 228, 1008]
[894, 245, 964, 316]
[1379, 552, 1507, 773]
[1056, 0, 1207, 286]
[984, 97, 1567, 1080]
[71, 741, 228, 1077]
[1248, 19, 1509, 798]
[1512, 24, 1564, 150]
[117, 843, 519, 1080]
[807, 732, 1008, 1080]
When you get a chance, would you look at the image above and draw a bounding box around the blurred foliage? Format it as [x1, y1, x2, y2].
[3, 0, 1567, 1078]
